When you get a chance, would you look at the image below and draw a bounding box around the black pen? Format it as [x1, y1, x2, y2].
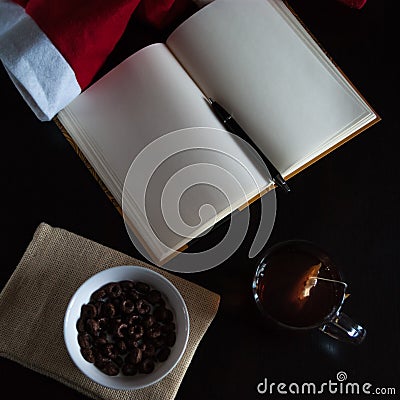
[207, 98, 290, 193]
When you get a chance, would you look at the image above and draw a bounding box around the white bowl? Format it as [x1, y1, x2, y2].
[64, 265, 189, 390]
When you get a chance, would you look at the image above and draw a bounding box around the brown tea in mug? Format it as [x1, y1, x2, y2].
[254, 242, 344, 328]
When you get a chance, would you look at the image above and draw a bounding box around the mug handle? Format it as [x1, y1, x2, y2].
[319, 312, 366, 345]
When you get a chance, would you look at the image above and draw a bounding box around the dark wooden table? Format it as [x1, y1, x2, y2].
[2, 1, 397, 398]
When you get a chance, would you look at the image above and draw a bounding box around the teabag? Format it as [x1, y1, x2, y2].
[290, 263, 348, 309]
[292, 262, 321, 307]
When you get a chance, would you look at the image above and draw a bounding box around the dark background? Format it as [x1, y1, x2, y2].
[1, 1, 397, 399]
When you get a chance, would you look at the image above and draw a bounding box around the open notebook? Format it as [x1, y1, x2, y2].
[56, 0, 380, 265]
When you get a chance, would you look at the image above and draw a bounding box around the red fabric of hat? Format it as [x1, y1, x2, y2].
[338, 0, 367, 9]
[12, 0, 193, 90]
[0, 0, 193, 120]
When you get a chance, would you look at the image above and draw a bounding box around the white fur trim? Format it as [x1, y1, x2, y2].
[0, 0, 81, 121]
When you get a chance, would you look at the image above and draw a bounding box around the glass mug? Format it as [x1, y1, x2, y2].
[252, 240, 366, 344]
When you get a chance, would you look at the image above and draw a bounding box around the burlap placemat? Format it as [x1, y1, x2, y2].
[0, 223, 220, 400]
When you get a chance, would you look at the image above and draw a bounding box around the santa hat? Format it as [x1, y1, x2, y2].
[338, 0, 367, 9]
[0, 0, 194, 121]
[0, 0, 367, 121]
